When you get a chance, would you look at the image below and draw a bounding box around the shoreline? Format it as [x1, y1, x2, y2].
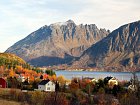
[54, 69, 139, 73]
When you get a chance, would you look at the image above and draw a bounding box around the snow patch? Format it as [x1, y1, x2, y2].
[50, 20, 75, 26]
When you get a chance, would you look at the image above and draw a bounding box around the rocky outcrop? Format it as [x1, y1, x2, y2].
[5, 20, 109, 66]
[74, 20, 140, 69]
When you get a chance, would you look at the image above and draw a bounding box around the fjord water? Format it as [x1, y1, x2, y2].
[55, 71, 140, 81]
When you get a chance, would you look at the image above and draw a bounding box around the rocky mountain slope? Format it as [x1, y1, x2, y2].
[6, 20, 109, 66]
[73, 20, 140, 70]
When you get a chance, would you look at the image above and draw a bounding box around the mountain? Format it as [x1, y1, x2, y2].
[73, 20, 140, 71]
[5, 20, 109, 66]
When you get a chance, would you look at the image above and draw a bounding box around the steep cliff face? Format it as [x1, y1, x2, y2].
[6, 20, 109, 66]
[74, 20, 140, 69]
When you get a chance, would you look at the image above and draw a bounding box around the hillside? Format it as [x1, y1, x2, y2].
[5, 20, 109, 66]
[0, 53, 28, 69]
[73, 20, 140, 71]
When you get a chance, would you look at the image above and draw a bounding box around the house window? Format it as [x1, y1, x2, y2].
[47, 87, 50, 90]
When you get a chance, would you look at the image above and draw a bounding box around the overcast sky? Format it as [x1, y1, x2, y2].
[0, 0, 140, 52]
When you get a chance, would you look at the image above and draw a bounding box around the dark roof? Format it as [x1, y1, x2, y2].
[39, 79, 50, 85]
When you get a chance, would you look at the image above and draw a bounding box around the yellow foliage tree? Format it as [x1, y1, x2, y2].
[52, 75, 57, 81]
[16, 65, 23, 73]
[57, 75, 66, 85]
[9, 69, 15, 78]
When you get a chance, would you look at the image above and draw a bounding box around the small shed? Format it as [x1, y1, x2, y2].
[0, 78, 7, 88]
[38, 79, 55, 92]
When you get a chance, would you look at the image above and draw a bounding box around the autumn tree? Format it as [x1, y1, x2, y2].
[0, 66, 4, 77]
[7, 77, 20, 88]
[49, 75, 57, 81]
[9, 69, 15, 78]
[15, 66, 23, 74]
[69, 78, 79, 92]
[57, 75, 66, 86]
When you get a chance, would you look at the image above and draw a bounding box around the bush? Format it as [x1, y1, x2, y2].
[118, 92, 140, 105]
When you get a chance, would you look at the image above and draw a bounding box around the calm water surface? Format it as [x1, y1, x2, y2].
[55, 70, 140, 81]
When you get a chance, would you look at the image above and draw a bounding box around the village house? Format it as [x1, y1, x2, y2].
[0, 78, 7, 88]
[128, 74, 139, 91]
[38, 79, 55, 92]
[108, 77, 118, 87]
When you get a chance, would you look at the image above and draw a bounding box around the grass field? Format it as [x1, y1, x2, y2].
[0, 98, 22, 105]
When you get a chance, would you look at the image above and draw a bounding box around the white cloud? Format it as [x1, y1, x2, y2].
[72, 0, 140, 29]
[0, 0, 140, 52]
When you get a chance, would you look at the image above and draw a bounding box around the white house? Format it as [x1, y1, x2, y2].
[38, 80, 55, 92]
[128, 85, 137, 91]
[108, 77, 118, 86]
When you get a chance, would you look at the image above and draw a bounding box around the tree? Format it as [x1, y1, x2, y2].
[43, 74, 48, 80]
[0, 66, 4, 77]
[51, 75, 57, 81]
[57, 75, 66, 86]
[112, 85, 120, 96]
[40, 75, 43, 79]
[69, 79, 79, 92]
[32, 78, 41, 89]
[16, 66, 23, 74]
[7, 77, 19, 88]
[9, 69, 15, 78]
[45, 70, 56, 76]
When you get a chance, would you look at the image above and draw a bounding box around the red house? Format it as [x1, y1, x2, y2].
[0, 78, 7, 88]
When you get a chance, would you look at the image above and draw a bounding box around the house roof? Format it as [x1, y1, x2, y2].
[0, 78, 6, 82]
[39, 79, 50, 85]
[0, 78, 5, 81]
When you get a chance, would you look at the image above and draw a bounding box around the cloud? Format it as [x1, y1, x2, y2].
[72, 0, 140, 29]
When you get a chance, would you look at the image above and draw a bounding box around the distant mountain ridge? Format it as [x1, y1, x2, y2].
[73, 20, 140, 71]
[6, 20, 109, 66]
